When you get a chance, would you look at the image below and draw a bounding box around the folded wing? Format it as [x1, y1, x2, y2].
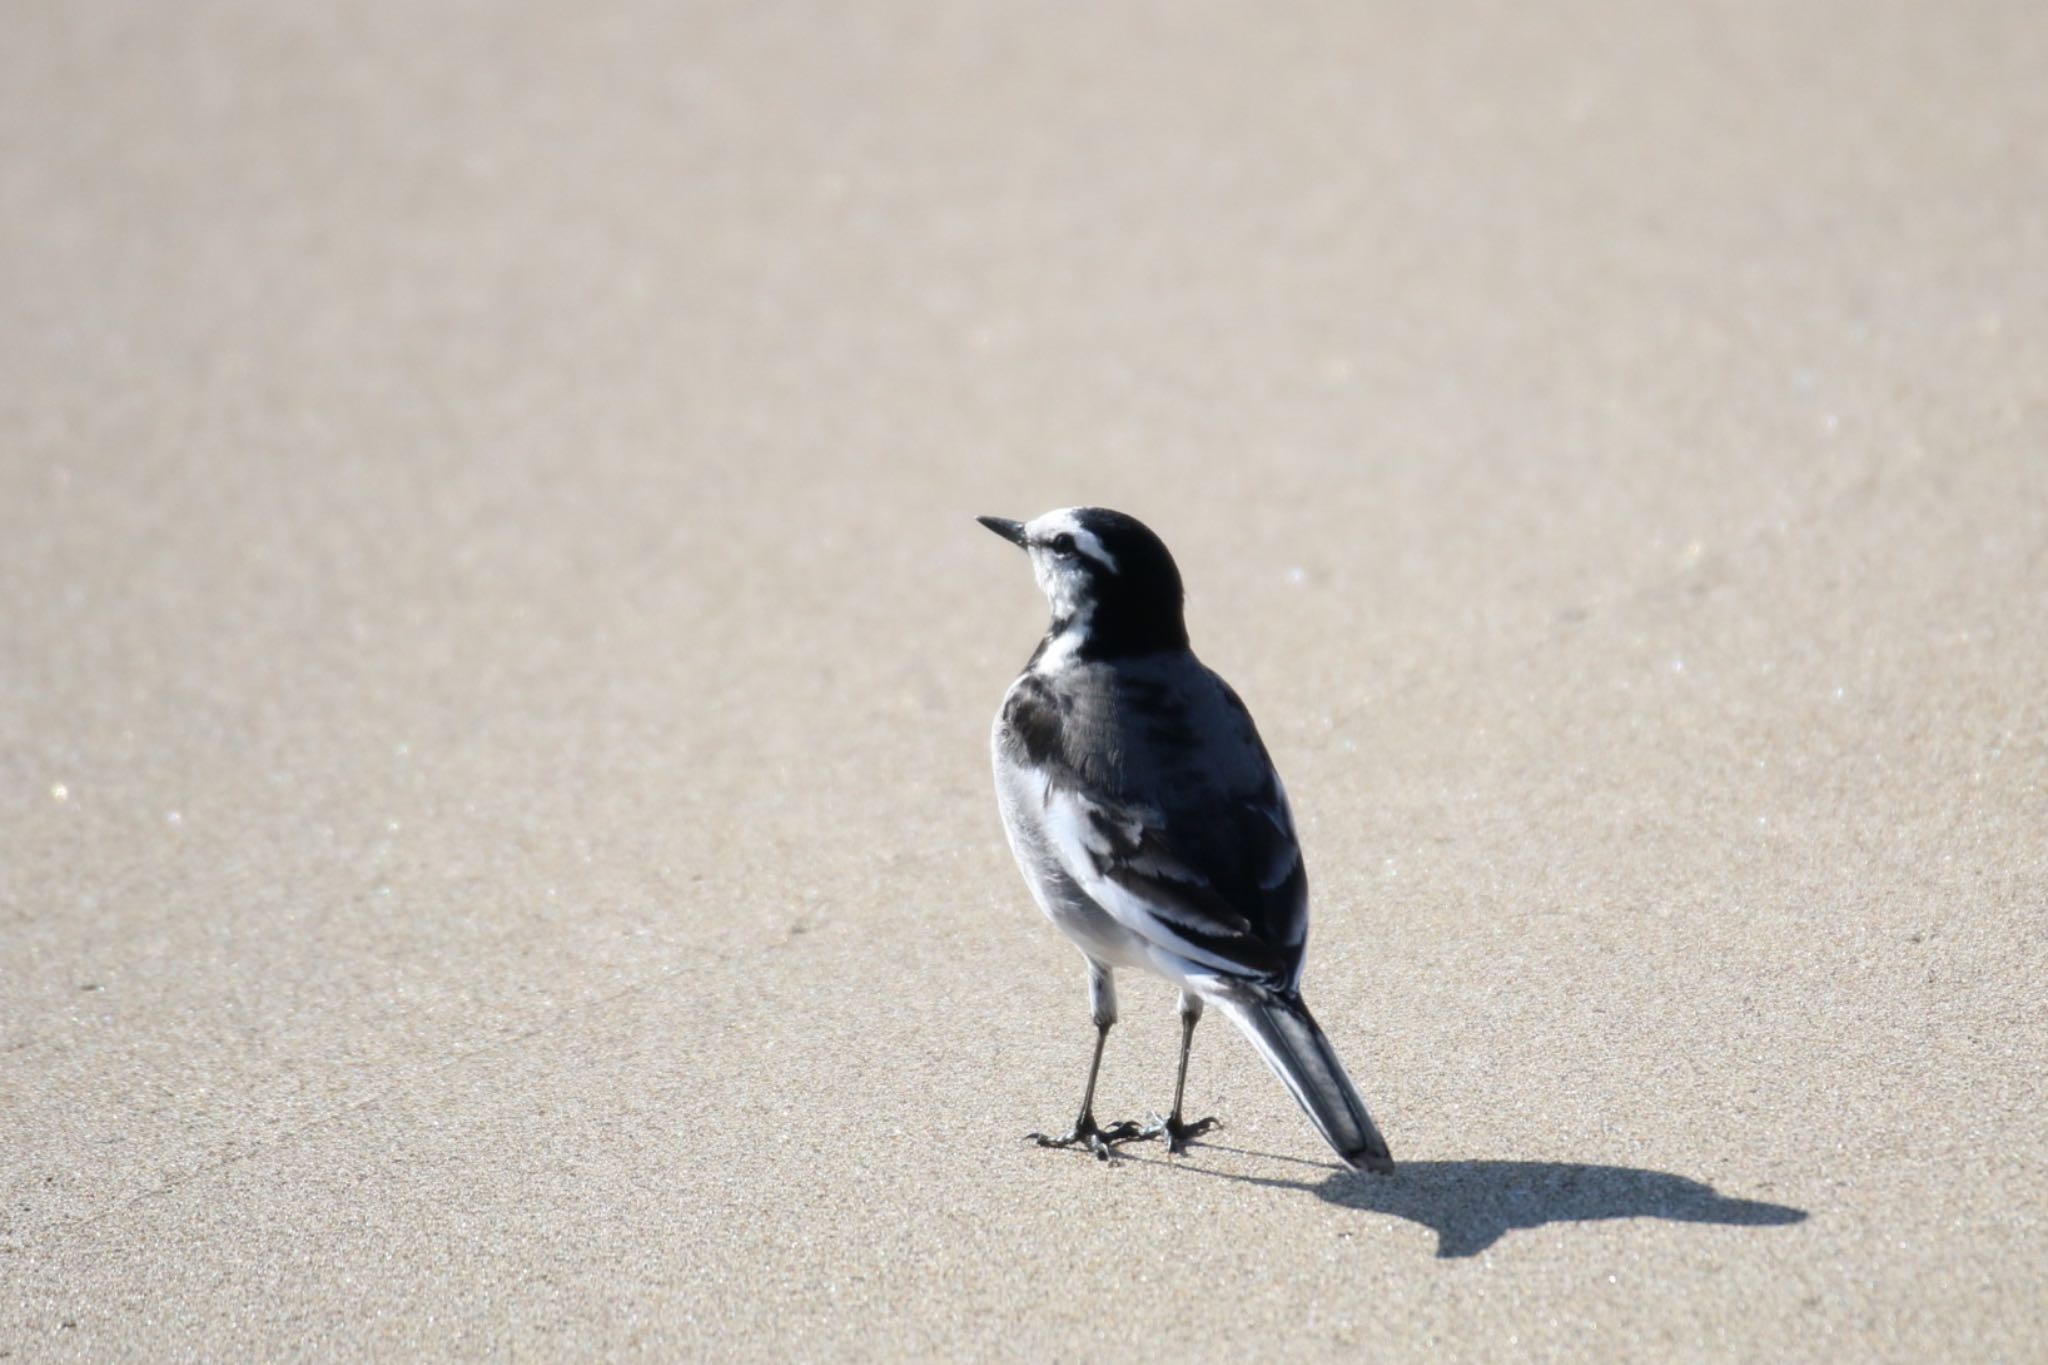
[1039, 779, 1307, 985]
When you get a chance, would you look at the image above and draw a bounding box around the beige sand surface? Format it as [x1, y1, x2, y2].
[4, 1, 2045, 1358]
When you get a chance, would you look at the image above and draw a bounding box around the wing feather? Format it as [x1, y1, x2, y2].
[999, 658, 1310, 984]
[1040, 783, 1303, 983]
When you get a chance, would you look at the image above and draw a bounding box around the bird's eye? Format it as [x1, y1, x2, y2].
[1049, 533, 1076, 554]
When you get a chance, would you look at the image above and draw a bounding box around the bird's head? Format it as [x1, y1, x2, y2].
[977, 507, 1188, 660]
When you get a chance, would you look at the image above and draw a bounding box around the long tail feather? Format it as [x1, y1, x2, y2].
[1216, 990, 1393, 1173]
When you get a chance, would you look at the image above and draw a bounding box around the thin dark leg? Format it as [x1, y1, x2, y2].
[1168, 1009, 1197, 1123]
[1077, 1021, 1111, 1127]
[1027, 962, 1140, 1161]
[1141, 992, 1219, 1154]
[1027, 1022, 1141, 1160]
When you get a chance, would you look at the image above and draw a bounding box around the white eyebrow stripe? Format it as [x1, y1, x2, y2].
[1070, 526, 1117, 571]
[1035, 509, 1118, 572]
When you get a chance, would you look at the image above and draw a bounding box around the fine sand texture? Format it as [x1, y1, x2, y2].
[4, 2, 2044, 1359]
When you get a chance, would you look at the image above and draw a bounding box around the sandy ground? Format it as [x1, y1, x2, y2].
[4, 1, 2045, 1358]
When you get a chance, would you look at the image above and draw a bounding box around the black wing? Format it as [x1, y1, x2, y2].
[1000, 671, 1309, 983]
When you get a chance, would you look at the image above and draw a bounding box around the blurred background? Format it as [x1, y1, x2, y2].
[4, 1, 2043, 1356]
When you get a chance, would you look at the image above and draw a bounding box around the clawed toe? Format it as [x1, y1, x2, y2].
[1026, 1114, 1144, 1161]
[1138, 1112, 1219, 1156]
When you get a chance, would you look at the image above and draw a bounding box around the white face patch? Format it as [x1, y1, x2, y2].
[1029, 552, 1093, 628]
[1021, 509, 1114, 629]
[1027, 509, 1118, 573]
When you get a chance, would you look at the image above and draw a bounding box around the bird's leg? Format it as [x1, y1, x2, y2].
[1139, 991, 1220, 1154]
[1028, 964, 1141, 1160]
[1026, 1022, 1141, 1159]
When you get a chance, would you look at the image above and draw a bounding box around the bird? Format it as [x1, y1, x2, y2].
[979, 506, 1394, 1173]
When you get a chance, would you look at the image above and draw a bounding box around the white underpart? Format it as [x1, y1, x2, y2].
[1031, 609, 1091, 669]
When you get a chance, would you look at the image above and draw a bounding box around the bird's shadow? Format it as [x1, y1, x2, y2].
[1142, 1144, 1808, 1259]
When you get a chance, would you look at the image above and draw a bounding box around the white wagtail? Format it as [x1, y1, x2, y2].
[979, 507, 1394, 1172]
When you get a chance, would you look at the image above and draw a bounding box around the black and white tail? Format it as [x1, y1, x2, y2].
[1216, 989, 1394, 1173]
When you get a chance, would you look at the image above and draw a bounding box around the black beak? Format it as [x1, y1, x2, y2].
[977, 515, 1027, 547]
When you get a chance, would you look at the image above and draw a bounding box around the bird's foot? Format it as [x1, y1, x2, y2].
[1026, 1113, 1144, 1162]
[1136, 1112, 1219, 1156]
